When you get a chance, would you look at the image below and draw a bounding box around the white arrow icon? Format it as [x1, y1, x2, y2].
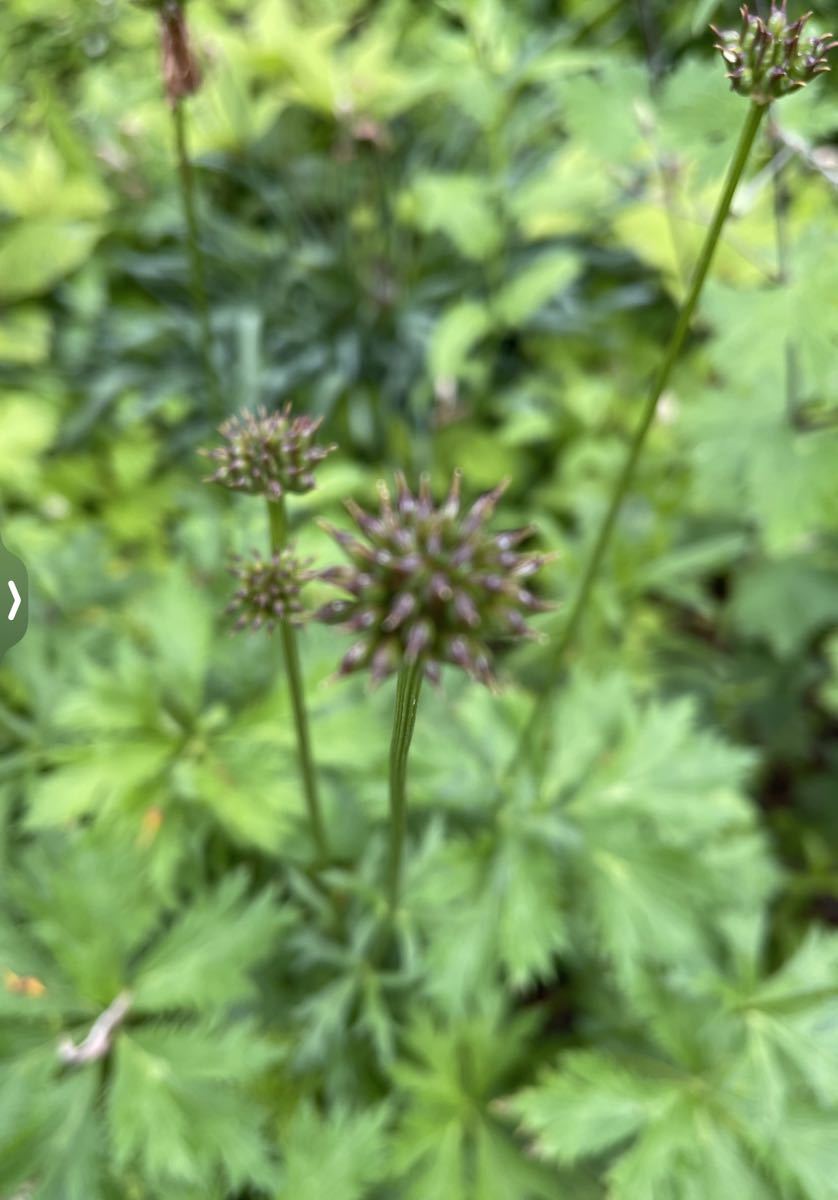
[8, 581, 20, 621]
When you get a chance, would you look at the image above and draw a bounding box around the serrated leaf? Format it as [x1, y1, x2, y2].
[511, 1052, 658, 1166]
[133, 874, 283, 1014]
[110, 1024, 279, 1191]
[277, 1103, 389, 1200]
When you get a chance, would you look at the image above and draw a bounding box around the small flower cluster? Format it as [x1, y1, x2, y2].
[712, 2, 835, 103]
[226, 549, 310, 633]
[201, 405, 336, 501]
[317, 472, 552, 686]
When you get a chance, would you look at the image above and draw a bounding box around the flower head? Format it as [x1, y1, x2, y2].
[712, 3, 835, 103]
[317, 472, 553, 686]
[226, 548, 311, 633]
[201, 405, 336, 501]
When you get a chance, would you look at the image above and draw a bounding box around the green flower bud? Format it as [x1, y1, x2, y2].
[201, 405, 336, 501]
[317, 471, 554, 687]
[712, 3, 836, 104]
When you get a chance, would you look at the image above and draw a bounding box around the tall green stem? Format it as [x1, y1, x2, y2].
[386, 659, 424, 913]
[267, 500, 328, 862]
[517, 101, 767, 762]
[171, 99, 221, 416]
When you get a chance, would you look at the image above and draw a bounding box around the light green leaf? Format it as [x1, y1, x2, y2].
[277, 1104, 389, 1200]
[429, 300, 491, 380]
[0, 219, 102, 302]
[509, 1052, 657, 1165]
[495, 251, 579, 326]
[133, 873, 284, 1013]
[405, 174, 503, 260]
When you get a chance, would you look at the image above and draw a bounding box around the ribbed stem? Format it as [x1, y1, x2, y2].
[386, 658, 424, 913]
[171, 99, 222, 416]
[517, 101, 767, 764]
[267, 500, 328, 862]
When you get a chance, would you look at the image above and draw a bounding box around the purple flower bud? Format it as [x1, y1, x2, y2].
[226, 547, 309, 634]
[714, 2, 835, 101]
[200, 404, 336, 501]
[317, 471, 553, 687]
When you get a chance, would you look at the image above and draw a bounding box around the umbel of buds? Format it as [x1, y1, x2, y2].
[317, 472, 553, 686]
[712, 3, 836, 103]
[201, 405, 336, 501]
[226, 548, 310, 633]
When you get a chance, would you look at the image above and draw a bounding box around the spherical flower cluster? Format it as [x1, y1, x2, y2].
[226, 548, 310, 633]
[316, 472, 553, 686]
[712, 3, 835, 103]
[201, 405, 336, 501]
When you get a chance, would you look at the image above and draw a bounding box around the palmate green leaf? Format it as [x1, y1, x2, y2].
[734, 931, 838, 1109]
[24, 739, 173, 831]
[133, 873, 284, 1014]
[110, 1023, 280, 1192]
[402, 173, 503, 260]
[557, 59, 648, 165]
[509, 1051, 660, 1166]
[512, 932, 838, 1200]
[607, 1096, 769, 1200]
[8, 831, 160, 1004]
[546, 674, 778, 981]
[0, 1055, 114, 1200]
[728, 557, 838, 659]
[414, 831, 567, 1008]
[391, 1007, 559, 1200]
[276, 1103, 389, 1200]
[511, 1049, 779, 1199]
[685, 263, 838, 547]
[32, 1071, 109, 1200]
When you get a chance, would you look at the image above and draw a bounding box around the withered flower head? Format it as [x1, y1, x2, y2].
[712, 3, 836, 103]
[201, 405, 336, 501]
[159, 1, 202, 107]
[227, 548, 310, 633]
[317, 472, 553, 687]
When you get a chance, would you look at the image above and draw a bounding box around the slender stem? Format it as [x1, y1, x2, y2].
[386, 658, 424, 913]
[171, 99, 222, 416]
[267, 499, 328, 862]
[770, 124, 799, 427]
[515, 101, 767, 764]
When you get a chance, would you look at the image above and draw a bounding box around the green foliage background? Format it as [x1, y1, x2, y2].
[1, 0, 837, 1195]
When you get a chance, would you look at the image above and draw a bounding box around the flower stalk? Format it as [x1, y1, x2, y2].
[171, 99, 220, 417]
[157, 0, 221, 415]
[386, 657, 424, 912]
[513, 99, 768, 765]
[267, 499, 328, 863]
[202, 404, 336, 861]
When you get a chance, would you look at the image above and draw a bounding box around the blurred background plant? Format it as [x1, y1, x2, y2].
[1, 0, 837, 1196]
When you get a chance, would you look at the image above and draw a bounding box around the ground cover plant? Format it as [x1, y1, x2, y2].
[1, 0, 837, 1196]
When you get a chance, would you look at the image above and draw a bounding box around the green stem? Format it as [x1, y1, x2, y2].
[517, 101, 767, 763]
[267, 499, 328, 862]
[387, 658, 424, 913]
[171, 99, 222, 416]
